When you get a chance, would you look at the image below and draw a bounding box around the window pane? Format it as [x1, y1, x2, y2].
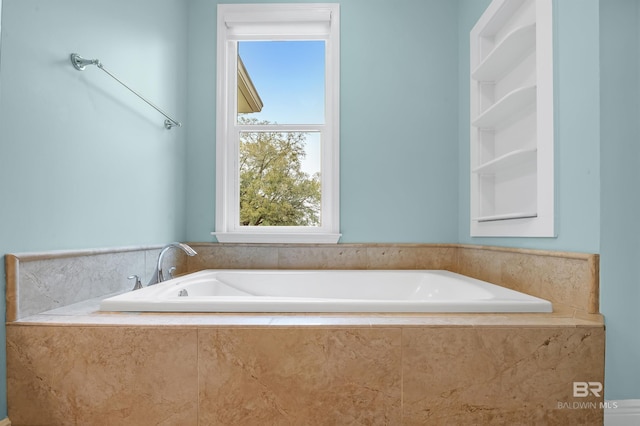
[237, 41, 325, 124]
[239, 131, 321, 227]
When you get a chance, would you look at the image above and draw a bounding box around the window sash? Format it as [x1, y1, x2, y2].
[233, 127, 327, 229]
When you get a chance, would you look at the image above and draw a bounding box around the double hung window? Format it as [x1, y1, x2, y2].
[214, 4, 340, 243]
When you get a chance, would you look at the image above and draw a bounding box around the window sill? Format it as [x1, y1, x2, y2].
[212, 232, 342, 244]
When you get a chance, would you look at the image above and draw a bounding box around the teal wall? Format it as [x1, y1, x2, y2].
[0, 0, 638, 418]
[339, 0, 459, 242]
[0, 0, 189, 250]
[599, 0, 640, 401]
[185, 0, 461, 243]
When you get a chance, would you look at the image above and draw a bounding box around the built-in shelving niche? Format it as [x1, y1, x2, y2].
[470, 0, 554, 237]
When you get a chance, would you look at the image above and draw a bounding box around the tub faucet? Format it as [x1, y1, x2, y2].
[148, 242, 197, 285]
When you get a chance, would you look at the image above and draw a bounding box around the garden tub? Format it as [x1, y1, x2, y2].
[100, 269, 552, 313]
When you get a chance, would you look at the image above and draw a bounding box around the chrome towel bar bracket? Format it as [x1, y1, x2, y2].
[70, 53, 182, 130]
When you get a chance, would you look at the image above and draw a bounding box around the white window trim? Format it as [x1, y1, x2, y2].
[214, 3, 341, 244]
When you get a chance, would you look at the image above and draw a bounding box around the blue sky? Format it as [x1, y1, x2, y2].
[238, 40, 325, 124]
[238, 41, 325, 175]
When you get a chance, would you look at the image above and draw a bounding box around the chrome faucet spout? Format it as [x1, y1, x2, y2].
[148, 242, 197, 285]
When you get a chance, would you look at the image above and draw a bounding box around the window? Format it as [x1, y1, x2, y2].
[214, 4, 340, 243]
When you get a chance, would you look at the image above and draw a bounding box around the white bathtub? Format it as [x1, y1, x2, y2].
[100, 269, 552, 313]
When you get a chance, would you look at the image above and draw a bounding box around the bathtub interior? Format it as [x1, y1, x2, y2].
[158, 270, 496, 300]
[99, 269, 553, 313]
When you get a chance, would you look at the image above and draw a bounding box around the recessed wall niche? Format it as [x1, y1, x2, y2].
[470, 0, 554, 237]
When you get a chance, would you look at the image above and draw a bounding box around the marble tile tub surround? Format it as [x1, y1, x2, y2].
[5, 245, 189, 321]
[5, 243, 604, 425]
[6, 243, 599, 321]
[6, 324, 605, 425]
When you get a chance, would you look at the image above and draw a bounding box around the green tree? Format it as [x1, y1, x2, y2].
[239, 117, 321, 226]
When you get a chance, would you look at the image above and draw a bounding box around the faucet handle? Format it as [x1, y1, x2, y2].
[128, 274, 143, 291]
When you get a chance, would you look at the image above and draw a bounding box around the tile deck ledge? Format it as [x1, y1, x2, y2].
[8, 294, 603, 328]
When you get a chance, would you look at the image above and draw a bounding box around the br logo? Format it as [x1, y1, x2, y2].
[573, 382, 602, 398]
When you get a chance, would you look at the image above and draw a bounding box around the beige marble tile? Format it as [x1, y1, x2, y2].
[7, 325, 198, 426]
[361, 245, 456, 270]
[413, 245, 458, 270]
[277, 244, 368, 269]
[16, 311, 603, 328]
[402, 326, 605, 425]
[499, 253, 597, 313]
[456, 246, 599, 314]
[186, 243, 279, 271]
[365, 246, 426, 269]
[198, 328, 402, 425]
[186, 243, 458, 271]
[7, 318, 604, 425]
[455, 246, 505, 284]
[267, 314, 377, 327]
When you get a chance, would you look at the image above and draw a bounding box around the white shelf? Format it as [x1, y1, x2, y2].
[472, 23, 536, 82]
[472, 84, 536, 128]
[473, 147, 537, 174]
[474, 212, 538, 222]
[470, 0, 554, 237]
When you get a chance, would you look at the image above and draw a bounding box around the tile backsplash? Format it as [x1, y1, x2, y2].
[5, 243, 600, 321]
[5, 246, 185, 321]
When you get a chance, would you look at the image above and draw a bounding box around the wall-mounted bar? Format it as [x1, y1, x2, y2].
[70, 53, 181, 130]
